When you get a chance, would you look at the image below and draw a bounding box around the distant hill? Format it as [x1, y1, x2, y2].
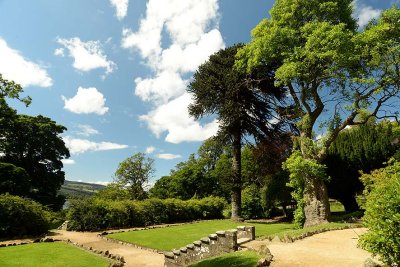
[59, 180, 106, 198]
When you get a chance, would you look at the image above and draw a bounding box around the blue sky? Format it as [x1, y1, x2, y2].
[0, 0, 395, 185]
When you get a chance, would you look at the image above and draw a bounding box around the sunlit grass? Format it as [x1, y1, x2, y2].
[0, 242, 110, 267]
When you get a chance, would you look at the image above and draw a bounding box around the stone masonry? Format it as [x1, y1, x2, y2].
[164, 226, 255, 267]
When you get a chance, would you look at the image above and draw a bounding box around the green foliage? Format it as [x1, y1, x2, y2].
[0, 112, 69, 210]
[0, 73, 31, 106]
[95, 183, 130, 201]
[261, 171, 293, 218]
[359, 160, 400, 266]
[67, 196, 227, 231]
[114, 152, 154, 200]
[0, 194, 50, 238]
[283, 151, 328, 228]
[237, 0, 400, 226]
[325, 120, 400, 211]
[241, 184, 264, 220]
[149, 139, 231, 201]
[0, 162, 31, 196]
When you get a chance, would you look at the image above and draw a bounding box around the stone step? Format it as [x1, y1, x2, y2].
[237, 237, 251, 245]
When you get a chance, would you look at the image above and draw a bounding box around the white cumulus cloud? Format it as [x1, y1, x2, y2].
[139, 94, 219, 144]
[145, 146, 156, 154]
[157, 153, 181, 160]
[122, 0, 224, 143]
[110, 0, 129, 20]
[62, 87, 109, 115]
[63, 136, 128, 155]
[76, 124, 99, 137]
[54, 48, 65, 57]
[0, 37, 52, 88]
[61, 159, 76, 165]
[353, 0, 382, 28]
[56, 37, 116, 77]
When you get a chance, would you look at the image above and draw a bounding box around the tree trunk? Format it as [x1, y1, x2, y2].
[231, 129, 242, 221]
[340, 195, 359, 212]
[303, 176, 330, 227]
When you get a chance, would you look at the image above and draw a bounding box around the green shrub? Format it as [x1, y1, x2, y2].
[67, 196, 227, 231]
[359, 160, 400, 266]
[0, 194, 50, 238]
[241, 184, 264, 220]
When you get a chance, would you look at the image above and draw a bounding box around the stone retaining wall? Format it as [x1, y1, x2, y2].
[164, 226, 255, 267]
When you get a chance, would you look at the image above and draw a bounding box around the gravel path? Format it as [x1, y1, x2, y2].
[51, 230, 164, 267]
[245, 228, 374, 267]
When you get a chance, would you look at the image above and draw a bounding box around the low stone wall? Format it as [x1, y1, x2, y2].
[164, 226, 255, 267]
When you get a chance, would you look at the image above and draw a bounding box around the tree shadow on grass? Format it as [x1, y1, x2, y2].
[189, 252, 259, 267]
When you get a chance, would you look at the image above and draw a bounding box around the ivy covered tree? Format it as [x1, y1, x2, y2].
[237, 1, 400, 226]
[188, 44, 285, 220]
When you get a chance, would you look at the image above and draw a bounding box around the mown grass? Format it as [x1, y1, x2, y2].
[108, 220, 294, 251]
[188, 251, 261, 267]
[0, 242, 110, 267]
[108, 219, 356, 251]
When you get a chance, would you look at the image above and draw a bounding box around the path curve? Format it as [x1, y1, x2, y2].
[246, 228, 374, 267]
[51, 230, 164, 267]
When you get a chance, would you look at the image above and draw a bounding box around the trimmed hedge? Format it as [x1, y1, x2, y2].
[0, 194, 50, 238]
[67, 196, 227, 231]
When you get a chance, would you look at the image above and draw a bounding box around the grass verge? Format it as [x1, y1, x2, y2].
[188, 251, 261, 267]
[0, 242, 110, 267]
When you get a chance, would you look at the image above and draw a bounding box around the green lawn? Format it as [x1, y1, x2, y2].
[188, 251, 261, 267]
[0, 242, 110, 267]
[109, 220, 294, 251]
[108, 219, 357, 251]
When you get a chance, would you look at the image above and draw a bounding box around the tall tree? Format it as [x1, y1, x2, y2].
[188, 44, 285, 220]
[114, 152, 154, 200]
[1, 74, 69, 210]
[1, 114, 70, 210]
[237, 1, 400, 226]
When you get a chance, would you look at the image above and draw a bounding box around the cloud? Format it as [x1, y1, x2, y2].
[76, 180, 110, 186]
[0, 37, 52, 88]
[62, 87, 109, 115]
[54, 48, 65, 57]
[145, 146, 156, 154]
[140, 93, 219, 144]
[76, 124, 99, 137]
[134, 70, 186, 104]
[157, 153, 181, 160]
[56, 37, 116, 77]
[110, 0, 129, 20]
[122, 0, 224, 143]
[353, 0, 382, 28]
[63, 136, 128, 155]
[61, 159, 76, 165]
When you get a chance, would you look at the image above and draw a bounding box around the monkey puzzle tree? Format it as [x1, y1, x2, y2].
[188, 44, 285, 220]
[236, 1, 400, 226]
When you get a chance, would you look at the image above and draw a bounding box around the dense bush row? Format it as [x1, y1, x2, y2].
[67, 196, 227, 231]
[0, 194, 50, 238]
